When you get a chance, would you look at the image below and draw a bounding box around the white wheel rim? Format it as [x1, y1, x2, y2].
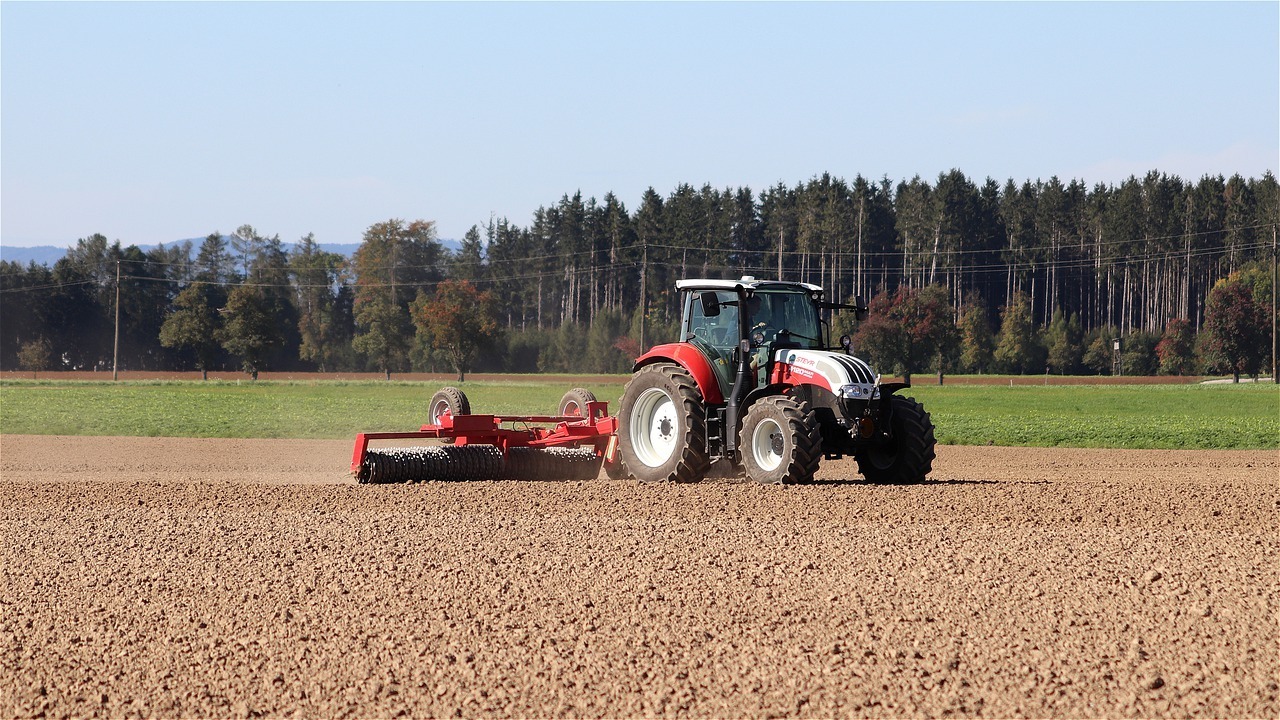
[630, 387, 678, 468]
[431, 399, 451, 425]
[563, 401, 581, 416]
[751, 418, 785, 472]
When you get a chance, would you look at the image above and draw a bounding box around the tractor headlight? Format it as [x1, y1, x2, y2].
[837, 383, 875, 399]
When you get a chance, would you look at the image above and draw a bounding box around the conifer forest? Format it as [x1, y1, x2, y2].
[2, 169, 1276, 381]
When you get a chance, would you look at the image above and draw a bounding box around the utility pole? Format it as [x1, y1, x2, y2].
[1272, 224, 1277, 383]
[112, 260, 121, 381]
[639, 241, 648, 353]
[777, 229, 783, 280]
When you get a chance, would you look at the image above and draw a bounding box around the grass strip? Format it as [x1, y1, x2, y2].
[1, 378, 1275, 450]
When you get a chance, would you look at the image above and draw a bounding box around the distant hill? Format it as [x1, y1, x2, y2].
[0, 237, 461, 268]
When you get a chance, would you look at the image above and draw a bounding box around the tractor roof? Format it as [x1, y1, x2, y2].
[676, 276, 824, 295]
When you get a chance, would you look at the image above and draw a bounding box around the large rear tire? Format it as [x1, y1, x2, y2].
[429, 387, 470, 444]
[855, 395, 936, 484]
[739, 396, 822, 484]
[617, 364, 709, 483]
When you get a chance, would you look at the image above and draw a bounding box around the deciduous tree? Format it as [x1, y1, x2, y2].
[17, 337, 52, 377]
[994, 293, 1046, 374]
[216, 285, 282, 380]
[853, 284, 956, 383]
[1201, 275, 1268, 382]
[159, 284, 222, 379]
[412, 280, 499, 382]
[1155, 318, 1196, 375]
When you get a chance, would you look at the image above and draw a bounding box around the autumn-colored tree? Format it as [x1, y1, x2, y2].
[1201, 276, 1268, 382]
[1155, 318, 1196, 375]
[159, 284, 222, 379]
[412, 280, 499, 382]
[853, 284, 956, 383]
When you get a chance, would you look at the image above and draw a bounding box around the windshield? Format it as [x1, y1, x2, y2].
[748, 290, 823, 348]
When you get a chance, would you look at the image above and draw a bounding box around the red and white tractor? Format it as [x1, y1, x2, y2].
[616, 276, 935, 484]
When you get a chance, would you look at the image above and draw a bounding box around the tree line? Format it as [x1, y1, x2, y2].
[1, 168, 1276, 380]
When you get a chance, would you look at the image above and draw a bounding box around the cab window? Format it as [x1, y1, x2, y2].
[686, 290, 740, 354]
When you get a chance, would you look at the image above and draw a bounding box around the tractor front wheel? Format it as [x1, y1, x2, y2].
[739, 396, 822, 484]
[855, 395, 936, 484]
[617, 364, 709, 483]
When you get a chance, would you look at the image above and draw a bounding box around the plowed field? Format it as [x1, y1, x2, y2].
[2, 435, 1276, 718]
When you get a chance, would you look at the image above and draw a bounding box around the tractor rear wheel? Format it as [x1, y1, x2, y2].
[557, 387, 598, 417]
[739, 396, 822, 484]
[855, 395, 936, 484]
[617, 364, 709, 483]
[429, 387, 470, 444]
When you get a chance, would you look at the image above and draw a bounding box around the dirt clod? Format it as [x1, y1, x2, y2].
[1, 435, 1275, 718]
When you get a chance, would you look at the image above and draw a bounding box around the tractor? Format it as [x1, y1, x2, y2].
[615, 276, 935, 484]
[350, 276, 935, 485]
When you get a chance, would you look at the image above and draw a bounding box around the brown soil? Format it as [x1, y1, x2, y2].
[2, 436, 1276, 718]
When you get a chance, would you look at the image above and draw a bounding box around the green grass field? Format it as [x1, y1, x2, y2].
[0, 378, 1275, 450]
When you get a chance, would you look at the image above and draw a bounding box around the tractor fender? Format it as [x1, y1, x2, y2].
[633, 343, 725, 405]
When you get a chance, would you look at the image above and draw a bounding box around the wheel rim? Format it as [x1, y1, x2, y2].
[430, 399, 451, 425]
[630, 387, 678, 468]
[751, 417, 785, 472]
[562, 400, 581, 416]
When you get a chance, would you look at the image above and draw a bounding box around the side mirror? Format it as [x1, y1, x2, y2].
[700, 291, 721, 318]
[840, 334, 853, 354]
[854, 295, 868, 322]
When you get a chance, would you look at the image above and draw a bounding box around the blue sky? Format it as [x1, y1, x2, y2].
[2, 1, 1276, 248]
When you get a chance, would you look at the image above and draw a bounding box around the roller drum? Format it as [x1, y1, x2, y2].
[358, 445, 504, 483]
[505, 447, 602, 481]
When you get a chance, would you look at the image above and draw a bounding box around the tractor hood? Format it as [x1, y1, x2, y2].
[770, 349, 880, 399]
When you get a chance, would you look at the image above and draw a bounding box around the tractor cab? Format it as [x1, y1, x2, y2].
[679, 277, 826, 397]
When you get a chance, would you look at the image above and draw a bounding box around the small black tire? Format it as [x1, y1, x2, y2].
[739, 396, 822, 485]
[429, 387, 471, 444]
[617, 364, 709, 483]
[855, 395, 936, 484]
[558, 387, 598, 418]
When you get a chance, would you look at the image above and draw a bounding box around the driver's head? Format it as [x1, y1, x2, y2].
[746, 294, 763, 317]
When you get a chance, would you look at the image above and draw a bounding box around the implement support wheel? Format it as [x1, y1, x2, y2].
[558, 387, 598, 418]
[429, 387, 471, 444]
